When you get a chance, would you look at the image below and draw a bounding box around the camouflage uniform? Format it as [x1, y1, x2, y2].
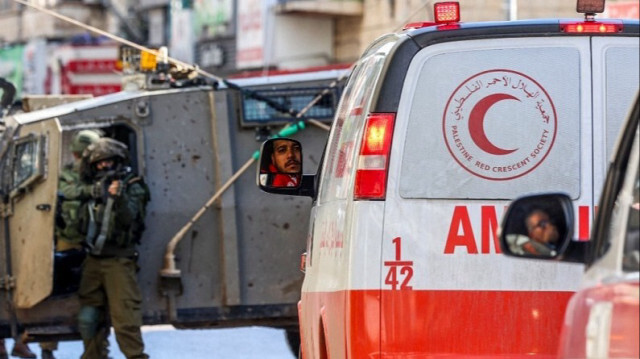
[77, 138, 150, 359]
[56, 130, 101, 251]
[56, 161, 95, 251]
[39, 130, 102, 359]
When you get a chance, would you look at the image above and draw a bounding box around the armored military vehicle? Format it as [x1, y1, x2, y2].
[0, 56, 348, 354]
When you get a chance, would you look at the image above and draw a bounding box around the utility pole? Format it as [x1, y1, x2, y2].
[507, 0, 518, 20]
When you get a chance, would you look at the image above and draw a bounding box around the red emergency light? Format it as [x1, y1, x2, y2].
[434, 2, 460, 23]
[402, 2, 460, 30]
[561, 21, 623, 33]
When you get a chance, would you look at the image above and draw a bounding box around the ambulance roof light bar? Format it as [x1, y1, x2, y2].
[562, 0, 623, 33]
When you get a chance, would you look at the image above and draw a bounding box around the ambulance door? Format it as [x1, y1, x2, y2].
[591, 37, 640, 202]
[7, 119, 61, 308]
[382, 37, 591, 355]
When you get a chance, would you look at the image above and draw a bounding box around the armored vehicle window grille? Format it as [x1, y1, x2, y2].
[240, 86, 341, 126]
[12, 137, 39, 189]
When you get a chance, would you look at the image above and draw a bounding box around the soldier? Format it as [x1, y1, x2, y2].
[40, 129, 102, 359]
[56, 129, 102, 250]
[77, 138, 150, 359]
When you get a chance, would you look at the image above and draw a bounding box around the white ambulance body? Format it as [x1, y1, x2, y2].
[258, 2, 640, 358]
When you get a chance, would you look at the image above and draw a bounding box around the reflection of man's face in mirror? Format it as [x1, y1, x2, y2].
[526, 210, 559, 245]
[271, 140, 301, 174]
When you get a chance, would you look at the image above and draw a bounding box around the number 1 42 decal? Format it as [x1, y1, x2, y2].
[384, 237, 413, 290]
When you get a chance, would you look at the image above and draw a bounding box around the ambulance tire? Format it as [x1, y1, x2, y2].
[285, 328, 300, 357]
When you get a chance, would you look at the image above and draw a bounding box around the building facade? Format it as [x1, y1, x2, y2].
[0, 0, 136, 97]
[0, 0, 638, 96]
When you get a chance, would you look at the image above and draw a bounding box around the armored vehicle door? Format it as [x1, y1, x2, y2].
[5, 119, 60, 308]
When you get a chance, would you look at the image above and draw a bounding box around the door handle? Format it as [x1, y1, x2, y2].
[300, 252, 307, 273]
[36, 203, 51, 211]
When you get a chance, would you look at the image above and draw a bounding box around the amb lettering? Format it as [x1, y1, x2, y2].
[444, 205, 593, 254]
[444, 206, 503, 254]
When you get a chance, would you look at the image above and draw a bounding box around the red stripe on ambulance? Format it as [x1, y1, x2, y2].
[301, 289, 572, 358]
[578, 205, 592, 240]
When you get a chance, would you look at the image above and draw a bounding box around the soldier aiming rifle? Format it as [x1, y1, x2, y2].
[77, 137, 150, 359]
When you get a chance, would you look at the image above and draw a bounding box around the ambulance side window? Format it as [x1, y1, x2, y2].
[399, 44, 582, 199]
[11, 135, 43, 192]
[318, 55, 385, 203]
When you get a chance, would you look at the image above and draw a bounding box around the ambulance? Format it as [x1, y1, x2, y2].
[257, 1, 639, 357]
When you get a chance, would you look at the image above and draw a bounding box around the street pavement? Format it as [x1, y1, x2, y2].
[4, 325, 296, 359]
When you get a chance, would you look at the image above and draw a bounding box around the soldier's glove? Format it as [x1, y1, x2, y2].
[91, 181, 105, 199]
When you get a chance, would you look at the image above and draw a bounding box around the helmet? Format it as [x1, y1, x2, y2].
[85, 137, 129, 165]
[70, 130, 101, 155]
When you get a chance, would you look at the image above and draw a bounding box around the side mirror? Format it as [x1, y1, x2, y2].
[257, 138, 303, 190]
[499, 193, 574, 260]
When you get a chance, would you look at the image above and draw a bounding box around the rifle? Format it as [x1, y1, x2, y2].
[86, 165, 133, 255]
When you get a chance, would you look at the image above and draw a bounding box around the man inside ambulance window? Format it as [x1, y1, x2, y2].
[268, 139, 301, 188]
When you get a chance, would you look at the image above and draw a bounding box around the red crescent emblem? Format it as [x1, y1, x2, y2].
[468, 93, 519, 155]
[443, 69, 557, 181]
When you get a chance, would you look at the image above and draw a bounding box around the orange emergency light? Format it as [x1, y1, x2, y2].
[140, 50, 158, 71]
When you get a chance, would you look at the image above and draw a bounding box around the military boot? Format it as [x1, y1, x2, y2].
[0, 339, 8, 359]
[41, 349, 55, 359]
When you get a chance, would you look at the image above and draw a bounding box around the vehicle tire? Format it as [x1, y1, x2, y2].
[285, 328, 300, 357]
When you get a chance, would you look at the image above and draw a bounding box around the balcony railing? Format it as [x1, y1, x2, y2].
[275, 0, 363, 17]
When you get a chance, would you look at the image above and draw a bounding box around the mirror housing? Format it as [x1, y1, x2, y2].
[256, 138, 315, 197]
[499, 193, 587, 262]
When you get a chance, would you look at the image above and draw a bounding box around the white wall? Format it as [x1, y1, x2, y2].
[271, 14, 333, 69]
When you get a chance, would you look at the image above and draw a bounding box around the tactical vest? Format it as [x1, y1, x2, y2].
[81, 175, 150, 257]
[56, 165, 88, 246]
